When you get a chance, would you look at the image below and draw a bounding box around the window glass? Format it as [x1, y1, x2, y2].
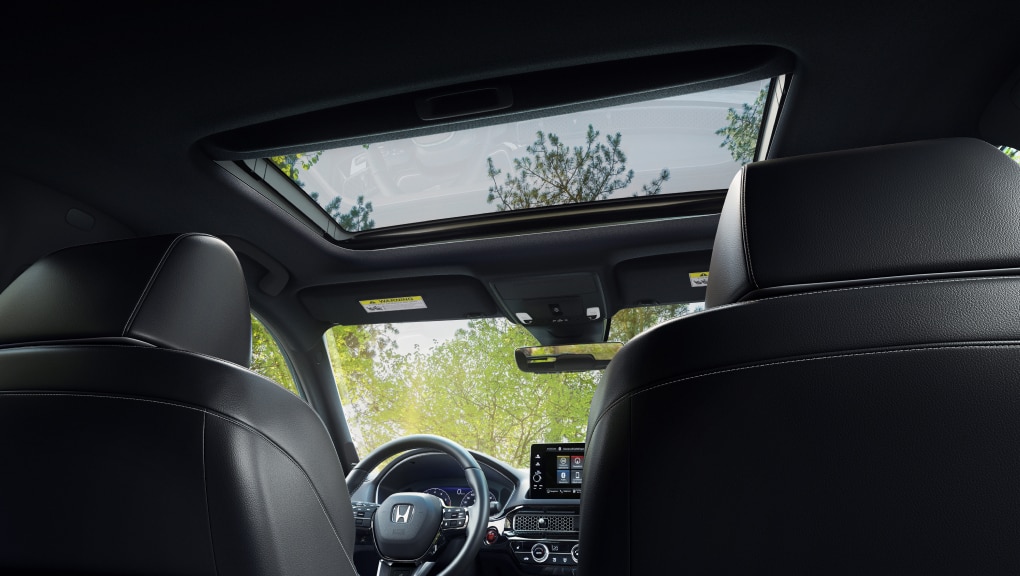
[325, 303, 702, 467]
[1001, 146, 1020, 164]
[251, 315, 300, 396]
[266, 79, 771, 232]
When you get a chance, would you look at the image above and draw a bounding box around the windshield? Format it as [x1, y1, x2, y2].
[325, 303, 702, 468]
[268, 80, 771, 231]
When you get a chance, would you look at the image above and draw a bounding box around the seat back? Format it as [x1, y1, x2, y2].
[580, 139, 1020, 574]
[0, 234, 358, 576]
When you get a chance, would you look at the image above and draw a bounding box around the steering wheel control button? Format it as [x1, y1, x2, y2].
[531, 543, 550, 563]
[442, 507, 467, 520]
[441, 507, 469, 530]
[352, 502, 379, 531]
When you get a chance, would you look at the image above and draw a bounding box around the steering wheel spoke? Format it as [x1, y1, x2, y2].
[346, 435, 489, 576]
[375, 560, 436, 576]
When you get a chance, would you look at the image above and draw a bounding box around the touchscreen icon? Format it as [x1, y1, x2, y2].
[556, 469, 571, 484]
[571, 469, 583, 484]
[570, 455, 583, 469]
[556, 456, 569, 469]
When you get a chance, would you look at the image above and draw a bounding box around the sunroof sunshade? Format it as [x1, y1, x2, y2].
[268, 79, 771, 232]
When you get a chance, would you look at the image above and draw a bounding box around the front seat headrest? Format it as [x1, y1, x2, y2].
[0, 233, 252, 366]
[706, 138, 1020, 307]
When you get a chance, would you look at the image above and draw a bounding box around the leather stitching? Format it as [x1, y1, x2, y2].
[0, 391, 359, 574]
[201, 413, 220, 576]
[740, 167, 758, 289]
[122, 234, 192, 337]
[636, 343, 1020, 397]
[709, 274, 1020, 313]
[591, 343, 1020, 433]
[0, 343, 261, 375]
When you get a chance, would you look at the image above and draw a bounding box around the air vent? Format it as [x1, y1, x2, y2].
[512, 513, 578, 533]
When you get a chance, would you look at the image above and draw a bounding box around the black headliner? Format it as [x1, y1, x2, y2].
[1, 2, 1018, 351]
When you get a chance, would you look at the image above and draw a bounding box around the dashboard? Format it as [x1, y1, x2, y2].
[350, 444, 584, 575]
[372, 450, 518, 514]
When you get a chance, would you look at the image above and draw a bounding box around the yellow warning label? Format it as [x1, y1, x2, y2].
[688, 271, 709, 288]
[359, 295, 427, 313]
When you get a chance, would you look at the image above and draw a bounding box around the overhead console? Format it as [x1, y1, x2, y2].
[491, 273, 607, 345]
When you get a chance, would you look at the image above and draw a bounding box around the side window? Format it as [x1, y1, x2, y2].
[608, 302, 704, 342]
[1001, 146, 1020, 164]
[250, 315, 300, 396]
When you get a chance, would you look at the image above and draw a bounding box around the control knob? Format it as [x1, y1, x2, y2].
[531, 542, 550, 563]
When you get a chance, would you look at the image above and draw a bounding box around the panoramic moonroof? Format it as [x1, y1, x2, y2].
[267, 79, 772, 232]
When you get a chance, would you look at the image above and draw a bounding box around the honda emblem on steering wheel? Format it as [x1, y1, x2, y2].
[391, 504, 414, 523]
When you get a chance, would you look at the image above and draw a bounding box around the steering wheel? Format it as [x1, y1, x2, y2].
[346, 435, 489, 576]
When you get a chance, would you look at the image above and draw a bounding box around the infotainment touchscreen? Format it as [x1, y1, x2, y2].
[529, 442, 584, 499]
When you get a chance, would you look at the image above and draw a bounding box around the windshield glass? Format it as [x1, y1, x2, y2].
[325, 303, 702, 468]
[269, 80, 770, 231]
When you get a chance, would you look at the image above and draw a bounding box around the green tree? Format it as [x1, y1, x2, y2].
[1001, 146, 1020, 164]
[716, 87, 768, 165]
[486, 124, 669, 211]
[269, 152, 322, 188]
[269, 153, 376, 232]
[326, 323, 404, 451]
[317, 193, 375, 231]
[388, 319, 598, 467]
[250, 315, 299, 396]
[608, 303, 699, 343]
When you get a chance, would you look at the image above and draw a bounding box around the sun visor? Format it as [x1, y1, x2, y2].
[300, 275, 499, 325]
[614, 251, 713, 308]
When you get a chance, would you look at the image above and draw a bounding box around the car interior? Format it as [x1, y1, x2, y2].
[3, 3, 1020, 575]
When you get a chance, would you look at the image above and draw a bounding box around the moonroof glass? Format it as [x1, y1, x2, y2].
[268, 79, 771, 232]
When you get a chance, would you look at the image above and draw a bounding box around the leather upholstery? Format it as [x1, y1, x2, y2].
[0, 234, 358, 576]
[0, 233, 253, 366]
[581, 138, 1020, 574]
[705, 138, 1020, 307]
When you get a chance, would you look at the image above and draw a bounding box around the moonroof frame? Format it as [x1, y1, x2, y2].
[211, 46, 793, 247]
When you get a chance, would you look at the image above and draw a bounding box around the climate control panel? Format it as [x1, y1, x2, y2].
[509, 539, 579, 567]
[502, 506, 579, 574]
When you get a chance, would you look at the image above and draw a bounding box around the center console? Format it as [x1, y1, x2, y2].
[503, 443, 584, 573]
[528, 443, 584, 499]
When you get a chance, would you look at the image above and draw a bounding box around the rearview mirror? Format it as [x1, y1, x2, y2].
[514, 342, 623, 373]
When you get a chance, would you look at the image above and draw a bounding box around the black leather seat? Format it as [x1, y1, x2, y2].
[580, 138, 1020, 574]
[0, 233, 359, 576]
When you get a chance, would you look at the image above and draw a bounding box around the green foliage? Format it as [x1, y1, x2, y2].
[716, 87, 769, 165]
[269, 152, 322, 188]
[250, 315, 299, 396]
[270, 152, 376, 232]
[341, 319, 598, 467]
[324, 307, 700, 468]
[486, 124, 669, 211]
[608, 303, 699, 343]
[326, 323, 404, 450]
[1002, 146, 1020, 164]
[319, 194, 375, 232]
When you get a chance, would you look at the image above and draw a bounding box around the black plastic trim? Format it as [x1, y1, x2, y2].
[202, 46, 794, 159]
[334, 191, 727, 250]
